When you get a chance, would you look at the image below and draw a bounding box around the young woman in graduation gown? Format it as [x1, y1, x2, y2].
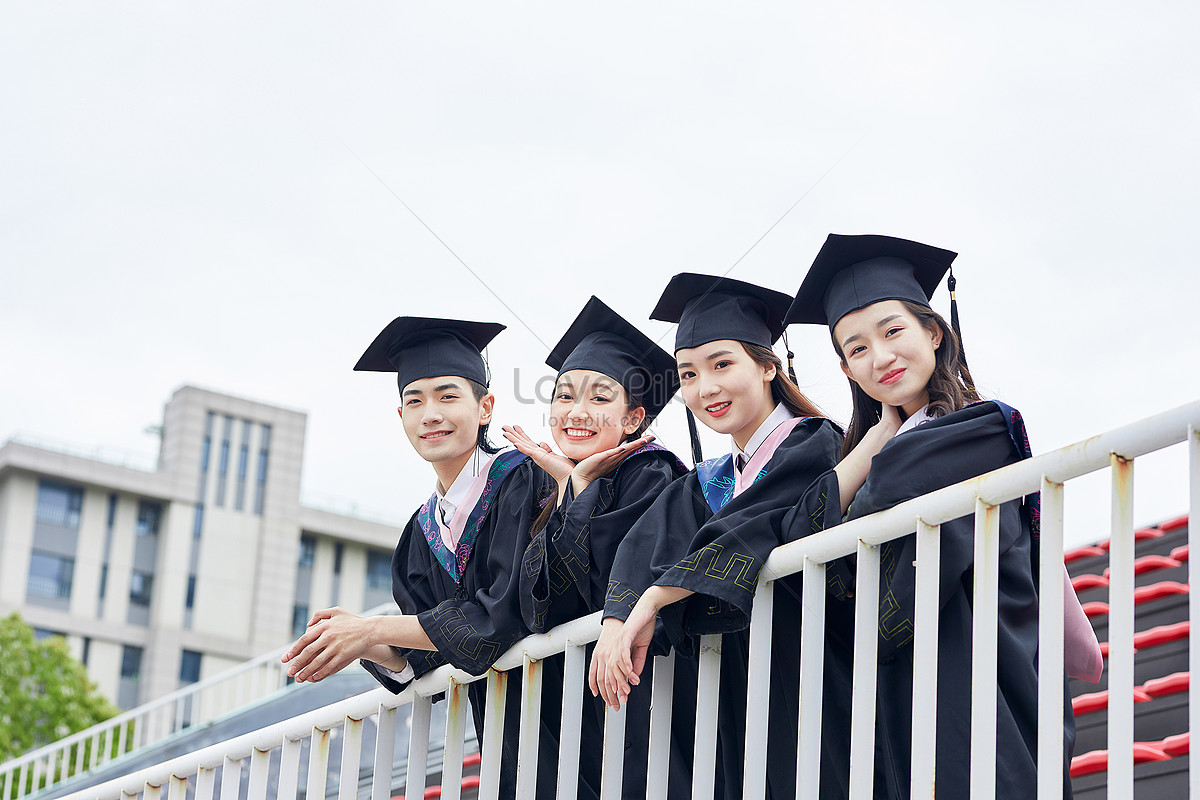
[780, 234, 1101, 798]
[593, 274, 848, 800]
[280, 317, 563, 800]
[501, 296, 693, 799]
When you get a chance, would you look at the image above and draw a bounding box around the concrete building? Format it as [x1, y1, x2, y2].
[0, 386, 403, 709]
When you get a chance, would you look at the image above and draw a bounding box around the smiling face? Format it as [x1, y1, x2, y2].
[397, 376, 493, 470]
[675, 339, 776, 451]
[549, 369, 644, 461]
[833, 299, 942, 417]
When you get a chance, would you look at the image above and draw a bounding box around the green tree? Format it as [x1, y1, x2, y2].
[0, 613, 118, 765]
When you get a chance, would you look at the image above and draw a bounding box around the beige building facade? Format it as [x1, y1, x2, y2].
[0, 386, 402, 709]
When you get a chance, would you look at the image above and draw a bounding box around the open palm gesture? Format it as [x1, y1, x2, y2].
[501, 425, 574, 482]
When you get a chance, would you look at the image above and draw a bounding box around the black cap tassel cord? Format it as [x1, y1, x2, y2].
[947, 269, 967, 368]
[782, 331, 798, 385]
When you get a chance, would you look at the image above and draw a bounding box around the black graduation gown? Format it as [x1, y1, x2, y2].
[520, 447, 691, 800]
[605, 416, 845, 800]
[797, 401, 1075, 799]
[361, 454, 565, 800]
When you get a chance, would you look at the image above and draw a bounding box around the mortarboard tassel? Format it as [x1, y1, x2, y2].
[947, 268, 968, 368]
[686, 408, 703, 466]
[782, 331, 798, 385]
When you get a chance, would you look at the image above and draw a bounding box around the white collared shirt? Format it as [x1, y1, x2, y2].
[381, 446, 491, 685]
[734, 403, 796, 473]
[435, 447, 489, 530]
[895, 404, 933, 437]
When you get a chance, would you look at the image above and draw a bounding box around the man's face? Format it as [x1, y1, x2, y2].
[397, 376, 493, 464]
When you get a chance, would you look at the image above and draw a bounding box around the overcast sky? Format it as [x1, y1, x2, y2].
[2, 3, 1197, 546]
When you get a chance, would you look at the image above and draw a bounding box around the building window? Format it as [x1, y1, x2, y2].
[192, 504, 204, 538]
[121, 646, 143, 680]
[186, 575, 197, 609]
[366, 550, 391, 591]
[106, 493, 117, 528]
[27, 551, 74, 600]
[129, 571, 153, 607]
[201, 411, 215, 474]
[99, 565, 108, 601]
[254, 424, 271, 514]
[235, 420, 251, 511]
[36, 481, 83, 529]
[136, 501, 162, 536]
[298, 535, 316, 568]
[292, 605, 309, 638]
[179, 650, 202, 685]
[33, 628, 64, 641]
[215, 415, 232, 507]
[81, 637, 91, 667]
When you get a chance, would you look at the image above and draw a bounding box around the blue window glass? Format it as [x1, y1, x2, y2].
[136, 501, 162, 536]
[179, 650, 202, 684]
[36, 481, 83, 529]
[298, 536, 316, 568]
[192, 504, 204, 538]
[367, 550, 391, 591]
[129, 571, 153, 607]
[27, 551, 74, 599]
[121, 646, 143, 680]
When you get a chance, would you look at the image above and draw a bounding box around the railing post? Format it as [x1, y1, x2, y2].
[600, 702, 627, 800]
[194, 766, 216, 800]
[478, 669, 509, 800]
[337, 718, 363, 800]
[849, 540, 881, 800]
[277, 737, 302, 800]
[692, 634, 722, 800]
[970, 500, 1000, 800]
[646, 651, 676, 799]
[742, 580, 774, 800]
[441, 679, 469, 800]
[306, 728, 330, 800]
[1190, 425, 1200, 800]
[406, 696, 432, 800]
[1037, 480, 1065, 800]
[219, 755, 241, 800]
[909, 519, 941, 800]
[556, 643, 586, 800]
[516, 655, 543, 800]
[371, 705, 398, 800]
[1107, 455, 1135, 796]
[797, 558, 827, 800]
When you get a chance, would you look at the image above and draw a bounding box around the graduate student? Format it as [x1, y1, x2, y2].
[504, 295, 692, 799]
[595, 274, 847, 799]
[280, 316, 558, 799]
[783, 233, 1099, 798]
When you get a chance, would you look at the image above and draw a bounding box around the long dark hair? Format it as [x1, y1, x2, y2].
[528, 384, 650, 535]
[741, 342, 825, 419]
[834, 300, 979, 456]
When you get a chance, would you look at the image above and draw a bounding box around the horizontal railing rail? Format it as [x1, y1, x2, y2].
[34, 399, 1200, 800]
[0, 603, 401, 799]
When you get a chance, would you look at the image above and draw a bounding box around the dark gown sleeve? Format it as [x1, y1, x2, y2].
[414, 461, 555, 676]
[521, 453, 684, 632]
[846, 402, 1026, 659]
[359, 512, 449, 691]
[654, 417, 844, 634]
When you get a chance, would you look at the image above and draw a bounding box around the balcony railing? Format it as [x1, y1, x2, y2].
[0, 603, 401, 800]
[16, 400, 1200, 800]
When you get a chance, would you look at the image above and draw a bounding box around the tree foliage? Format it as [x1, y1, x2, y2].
[0, 613, 117, 764]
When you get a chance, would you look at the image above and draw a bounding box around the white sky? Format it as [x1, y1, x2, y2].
[2, 3, 1197, 546]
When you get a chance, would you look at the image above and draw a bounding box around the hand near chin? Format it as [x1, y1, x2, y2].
[571, 434, 655, 492]
[501, 425, 574, 482]
[879, 404, 903, 437]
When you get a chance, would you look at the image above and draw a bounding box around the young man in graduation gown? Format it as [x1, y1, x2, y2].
[281, 316, 561, 799]
[509, 296, 694, 799]
[597, 275, 849, 800]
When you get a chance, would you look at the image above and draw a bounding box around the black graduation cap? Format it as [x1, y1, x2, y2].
[354, 316, 505, 393]
[785, 234, 958, 330]
[547, 296, 679, 423]
[650, 273, 792, 352]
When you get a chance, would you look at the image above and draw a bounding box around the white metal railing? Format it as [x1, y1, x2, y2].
[40, 400, 1200, 800]
[0, 603, 400, 800]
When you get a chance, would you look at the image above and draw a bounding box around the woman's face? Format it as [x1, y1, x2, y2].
[549, 369, 644, 461]
[675, 339, 776, 448]
[833, 299, 942, 417]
